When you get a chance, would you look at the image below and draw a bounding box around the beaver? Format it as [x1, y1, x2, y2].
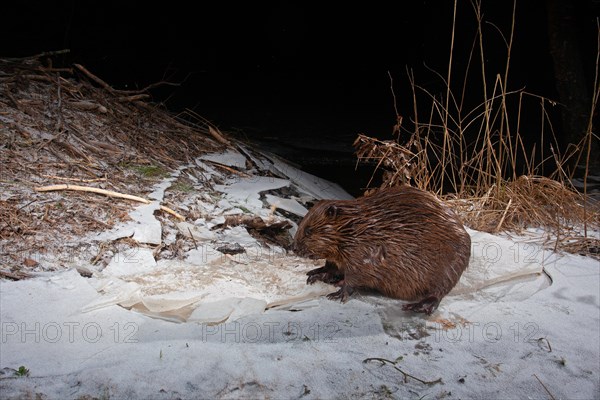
[293, 185, 471, 315]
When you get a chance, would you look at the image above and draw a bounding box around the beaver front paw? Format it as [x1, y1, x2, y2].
[307, 271, 344, 285]
[306, 262, 344, 285]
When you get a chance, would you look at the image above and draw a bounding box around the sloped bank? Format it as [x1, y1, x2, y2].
[1, 57, 599, 400]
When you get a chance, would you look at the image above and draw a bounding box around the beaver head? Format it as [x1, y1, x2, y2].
[293, 199, 354, 263]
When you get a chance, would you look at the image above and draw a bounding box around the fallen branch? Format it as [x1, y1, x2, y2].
[209, 125, 231, 146]
[36, 183, 144, 201]
[0, 270, 31, 281]
[34, 184, 185, 221]
[74, 64, 179, 98]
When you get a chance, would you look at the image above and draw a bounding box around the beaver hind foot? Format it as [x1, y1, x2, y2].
[326, 284, 355, 303]
[402, 296, 440, 315]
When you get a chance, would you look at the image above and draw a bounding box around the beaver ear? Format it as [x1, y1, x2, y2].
[326, 205, 339, 217]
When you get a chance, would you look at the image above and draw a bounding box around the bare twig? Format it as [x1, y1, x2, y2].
[187, 227, 198, 250]
[3, 49, 70, 62]
[42, 174, 107, 183]
[533, 374, 557, 400]
[495, 197, 512, 232]
[363, 357, 442, 385]
[204, 160, 251, 177]
[118, 94, 151, 103]
[73, 63, 116, 93]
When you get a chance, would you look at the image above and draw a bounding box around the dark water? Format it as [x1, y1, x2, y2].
[240, 132, 383, 198]
[222, 108, 393, 198]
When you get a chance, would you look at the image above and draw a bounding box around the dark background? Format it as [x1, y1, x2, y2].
[2, 1, 598, 195]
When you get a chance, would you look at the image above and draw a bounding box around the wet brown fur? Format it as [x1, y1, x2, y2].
[293, 185, 471, 313]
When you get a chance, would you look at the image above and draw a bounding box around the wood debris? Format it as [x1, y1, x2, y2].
[0, 54, 226, 272]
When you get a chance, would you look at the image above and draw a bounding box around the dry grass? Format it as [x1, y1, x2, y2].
[355, 0, 599, 258]
[447, 175, 593, 232]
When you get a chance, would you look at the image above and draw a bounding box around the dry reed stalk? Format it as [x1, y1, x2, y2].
[579, 18, 600, 237]
[354, 1, 599, 258]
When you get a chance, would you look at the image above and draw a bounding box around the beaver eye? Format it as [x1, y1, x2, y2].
[304, 227, 312, 236]
[326, 205, 338, 218]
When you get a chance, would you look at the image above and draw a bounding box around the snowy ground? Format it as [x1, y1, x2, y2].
[1, 146, 599, 400]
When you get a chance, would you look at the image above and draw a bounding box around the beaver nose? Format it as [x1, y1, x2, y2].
[291, 239, 305, 255]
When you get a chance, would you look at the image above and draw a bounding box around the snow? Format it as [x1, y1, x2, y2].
[1, 145, 599, 399]
[214, 175, 290, 215]
[91, 201, 163, 245]
[267, 153, 354, 200]
[265, 194, 309, 217]
[199, 149, 248, 169]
